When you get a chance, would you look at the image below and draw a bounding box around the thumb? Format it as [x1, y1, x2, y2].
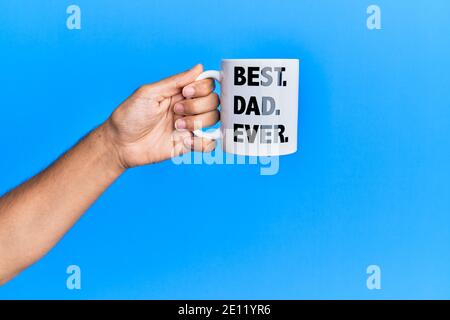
[151, 64, 203, 97]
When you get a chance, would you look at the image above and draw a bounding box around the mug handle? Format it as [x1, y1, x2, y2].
[193, 70, 222, 140]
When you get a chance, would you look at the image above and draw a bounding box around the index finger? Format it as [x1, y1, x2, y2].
[182, 78, 215, 99]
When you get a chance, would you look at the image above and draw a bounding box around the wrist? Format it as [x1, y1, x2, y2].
[94, 121, 128, 173]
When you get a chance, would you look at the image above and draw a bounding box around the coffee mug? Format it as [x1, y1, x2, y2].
[193, 59, 299, 156]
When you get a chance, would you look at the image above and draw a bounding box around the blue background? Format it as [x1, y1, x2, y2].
[1, 0, 450, 299]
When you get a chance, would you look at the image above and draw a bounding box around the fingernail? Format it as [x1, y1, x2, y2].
[183, 137, 193, 147]
[183, 86, 195, 97]
[174, 103, 184, 114]
[175, 119, 186, 130]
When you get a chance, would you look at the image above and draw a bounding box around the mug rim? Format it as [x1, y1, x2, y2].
[222, 58, 300, 62]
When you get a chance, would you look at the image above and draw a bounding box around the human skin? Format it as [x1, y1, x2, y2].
[0, 64, 218, 284]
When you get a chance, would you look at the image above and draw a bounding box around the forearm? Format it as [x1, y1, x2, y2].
[0, 123, 124, 284]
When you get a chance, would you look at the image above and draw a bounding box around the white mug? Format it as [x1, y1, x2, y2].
[194, 59, 299, 156]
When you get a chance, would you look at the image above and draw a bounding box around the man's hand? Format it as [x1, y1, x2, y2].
[103, 64, 219, 168]
[0, 64, 220, 285]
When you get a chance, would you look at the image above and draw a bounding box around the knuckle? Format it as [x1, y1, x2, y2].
[197, 79, 214, 93]
[136, 85, 147, 95]
[188, 99, 203, 114]
[138, 84, 152, 92]
[205, 112, 218, 126]
[191, 117, 203, 130]
[185, 117, 194, 129]
[206, 78, 215, 90]
[182, 99, 195, 112]
[210, 92, 219, 104]
[212, 110, 220, 121]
